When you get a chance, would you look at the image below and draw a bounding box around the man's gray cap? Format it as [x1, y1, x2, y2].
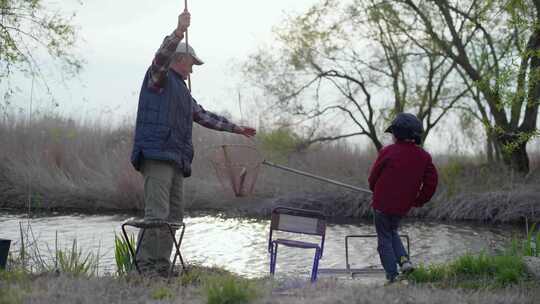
[175, 42, 204, 65]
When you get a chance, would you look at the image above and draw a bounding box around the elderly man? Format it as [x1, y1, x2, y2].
[130, 10, 256, 276]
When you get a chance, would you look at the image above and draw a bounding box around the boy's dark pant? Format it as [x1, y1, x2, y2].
[374, 209, 408, 280]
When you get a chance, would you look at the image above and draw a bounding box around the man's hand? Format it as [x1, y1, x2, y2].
[176, 10, 190, 35]
[234, 126, 256, 138]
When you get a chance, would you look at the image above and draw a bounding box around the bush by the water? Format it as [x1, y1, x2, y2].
[204, 274, 259, 304]
[114, 233, 135, 276]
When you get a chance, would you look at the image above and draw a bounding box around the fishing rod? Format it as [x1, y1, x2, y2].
[212, 143, 373, 196]
[184, 0, 192, 91]
[261, 160, 372, 194]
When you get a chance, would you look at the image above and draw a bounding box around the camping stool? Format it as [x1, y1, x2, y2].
[268, 207, 326, 282]
[121, 218, 186, 277]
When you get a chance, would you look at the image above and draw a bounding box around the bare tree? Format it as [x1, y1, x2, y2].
[378, 0, 540, 173]
[361, 0, 468, 143]
[1, 0, 83, 108]
[244, 0, 466, 151]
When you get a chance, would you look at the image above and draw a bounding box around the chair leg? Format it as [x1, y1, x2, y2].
[269, 244, 273, 275]
[122, 224, 142, 274]
[311, 248, 321, 283]
[270, 243, 278, 276]
[168, 223, 187, 277]
[177, 224, 186, 270]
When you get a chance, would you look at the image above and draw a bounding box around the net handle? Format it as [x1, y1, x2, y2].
[245, 137, 372, 194]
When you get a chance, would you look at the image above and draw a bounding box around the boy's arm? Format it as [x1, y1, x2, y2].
[414, 158, 438, 207]
[368, 149, 388, 191]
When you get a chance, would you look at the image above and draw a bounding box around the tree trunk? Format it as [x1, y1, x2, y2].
[486, 129, 502, 164]
[498, 136, 530, 173]
[494, 139, 502, 163]
[371, 135, 383, 151]
[486, 134, 494, 164]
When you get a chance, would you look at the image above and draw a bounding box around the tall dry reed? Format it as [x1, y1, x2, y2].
[1, 113, 539, 222]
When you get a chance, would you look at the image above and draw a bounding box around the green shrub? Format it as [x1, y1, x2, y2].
[407, 264, 446, 283]
[114, 233, 135, 276]
[522, 223, 539, 257]
[495, 267, 522, 286]
[204, 274, 258, 304]
[259, 128, 302, 162]
[450, 253, 491, 276]
[176, 264, 238, 287]
[507, 226, 540, 257]
[491, 255, 526, 286]
[57, 239, 98, 276]
[151, 286, 174, 300]
[0, 287, 24, 304]
[407, 252, 527, 288]
[0, 269, 29, 285]
[439, 159, 465, 197]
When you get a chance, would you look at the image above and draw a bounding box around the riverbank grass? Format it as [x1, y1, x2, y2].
[204, 273, 259, 304]
[407, 253, 527, 288]
[407, 225, 539, 289]
[1, 266, 538, 304]
[114, 233, 135, 276]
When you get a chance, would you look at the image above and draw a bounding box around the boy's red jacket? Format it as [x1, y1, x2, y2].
[368, 141, 438, 216]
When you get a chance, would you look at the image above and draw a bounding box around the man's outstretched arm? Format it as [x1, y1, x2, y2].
[192, 101, 256, 137]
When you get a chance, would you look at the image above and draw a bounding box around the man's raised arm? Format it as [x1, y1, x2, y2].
[147, 10, 190, 91]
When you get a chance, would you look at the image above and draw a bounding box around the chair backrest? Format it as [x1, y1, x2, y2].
[270, 207, 326, 236]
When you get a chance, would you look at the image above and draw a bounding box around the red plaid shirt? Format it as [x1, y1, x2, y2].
[147, 32, 238, 133]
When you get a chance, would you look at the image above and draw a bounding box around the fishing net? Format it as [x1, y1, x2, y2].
[208, 145, 264, 197]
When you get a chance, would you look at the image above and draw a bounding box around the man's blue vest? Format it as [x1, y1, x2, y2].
[131, 69, 194, 177]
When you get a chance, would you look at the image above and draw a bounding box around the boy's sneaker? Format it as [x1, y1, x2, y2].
[384, 274, 408, 286]
[384, 274, 398, 286]
[400, 260, 415, 274]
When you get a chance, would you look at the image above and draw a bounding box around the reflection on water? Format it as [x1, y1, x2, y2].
[0, 212, 518, 278]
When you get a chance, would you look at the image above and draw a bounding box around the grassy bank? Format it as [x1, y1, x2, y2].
[2, 250, 539, 304]
[2, 252, 539, 304]
[1, 114, 540, 222]
[1, 226, 539, 303]
[1, 272, 538, 304]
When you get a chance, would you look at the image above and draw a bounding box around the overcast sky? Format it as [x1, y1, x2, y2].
[12, 0, 319, 125]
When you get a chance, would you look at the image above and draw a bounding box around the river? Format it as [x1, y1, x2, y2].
[0, 212, 519, 279]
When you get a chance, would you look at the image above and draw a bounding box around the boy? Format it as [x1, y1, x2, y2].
[368, 113, 438, 282]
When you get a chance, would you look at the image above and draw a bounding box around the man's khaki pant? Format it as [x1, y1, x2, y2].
[136, 159, 184, 274]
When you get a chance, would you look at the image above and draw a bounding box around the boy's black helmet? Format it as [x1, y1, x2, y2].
[385, 113, 423, 144]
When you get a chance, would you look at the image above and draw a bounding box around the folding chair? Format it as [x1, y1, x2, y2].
[121, 218, 186, 277]
[268, 207, 326, 282]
